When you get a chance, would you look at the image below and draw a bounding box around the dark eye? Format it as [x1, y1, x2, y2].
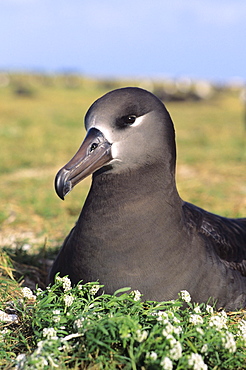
[124, 115, 136, 125]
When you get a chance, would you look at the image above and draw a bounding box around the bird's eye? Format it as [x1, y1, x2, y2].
[124, 115, 136, 125]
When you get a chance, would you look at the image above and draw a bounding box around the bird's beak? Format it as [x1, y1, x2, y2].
[55, 128, 112, 199]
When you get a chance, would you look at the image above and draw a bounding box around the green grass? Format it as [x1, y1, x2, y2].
[0, 275, 245, 370]
[0, 74, 245, 369]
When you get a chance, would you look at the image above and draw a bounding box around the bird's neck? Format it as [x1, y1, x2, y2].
[82, 163, 184, 231]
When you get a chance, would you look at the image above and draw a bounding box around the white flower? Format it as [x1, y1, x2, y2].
[0, 328, 9, 340]
[56, 276, 72, 292]
[52, 310, 61, 323]
[189, 314, 203, 325]
[35, 340, 44, 355]
[188, 353, 208, 370]
[206, 305, 213, 314]
[166, 334, 176, 347]
[42, 327, 58, 340]
[209, 312, 227, 330]
[169, 340, 182, 360]
[194, 306, 201, 314]
[131, 290, 142, 301]
[89, 284, 100, 295]
[172, 315, 180, 324]
[15, 353, 26, 369]
[53, 309, 60, 315]
[74, 317, 85, 329]
[156, 311, 169, 324]
[180, 290, 191, 303]
[160, 356, 173, 370]
[173, 326, 182, 335]
[146, 351, 158, 361]
[21, 287, 36, 300]
[196, 327, 204, 336]
[222, 332, 236, 353]
[136, 329, 148, 342]
[64, 294, 74, 307]
[238, 319, 246, 345]
[201, 344, 208, 354]
[36, 288, 43, 296]
[162, 322, 175, 336]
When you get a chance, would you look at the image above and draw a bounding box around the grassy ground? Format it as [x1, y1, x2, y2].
[0, 74, 245, 369]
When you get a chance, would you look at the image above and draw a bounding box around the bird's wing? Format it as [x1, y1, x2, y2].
[183, 202, 246, 276]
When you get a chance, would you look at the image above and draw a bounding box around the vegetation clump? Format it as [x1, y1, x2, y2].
[0, 275, 245, 369]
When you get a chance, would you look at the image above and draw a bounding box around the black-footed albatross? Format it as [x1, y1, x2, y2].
[49, 87, 246, 310]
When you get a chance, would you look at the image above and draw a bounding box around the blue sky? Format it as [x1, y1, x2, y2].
[1, 0, 246, 82]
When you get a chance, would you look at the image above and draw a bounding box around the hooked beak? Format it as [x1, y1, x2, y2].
[55, 128, 112, 199]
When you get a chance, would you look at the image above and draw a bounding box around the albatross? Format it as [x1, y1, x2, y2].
[49, 87, 246, 310]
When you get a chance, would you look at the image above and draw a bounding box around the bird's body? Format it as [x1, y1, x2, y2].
[49, 87, 246, 310]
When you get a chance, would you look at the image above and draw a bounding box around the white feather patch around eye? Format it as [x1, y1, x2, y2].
[130, 115, 144, 127]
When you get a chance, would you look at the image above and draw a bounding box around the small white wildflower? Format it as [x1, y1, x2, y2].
[89, 284, 100, 295]
[146, 351, 158, 361]
[21, 287, 36, 300]
[136, 329, 148, 342]
[35, 340, 44, 355]
[77, 284, 83, 290]
[222, 332, 236, 353]
[52, 310, 61, 323]
[201, 343, 208, 354]
[163, 323, 181, 336]
[131, 289, 142, 301]
[172, 316, 180, 324]
[15, 353, 26, 369]
[42, 327, 58, 340]
[238, 319, 246, 334]
[196, 327, 204, 336]
[169, 340, 182, 360]
[64, 294, 74, 307]
[188, 352, 208, 370]
[194, 306, 202, 314]
[189, 314, 203, 325]
[160, 356, 173, 370]
[209, 312, 227, 330]
[180, 290, 191, 303]
[173, 326, 182, 335]
[36, 288, 43, 296]
[162, 322, 175, 337]
[238, 319, 246, 345]
[206, 305, 213, 314]
[166, 334, 176, 347]
[74, 317, 85, 329]
[56, 276, 72, 292]
[0, 328, 9, 340]
[157, 311, 169, 324]
[53, 309, 60, 315]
